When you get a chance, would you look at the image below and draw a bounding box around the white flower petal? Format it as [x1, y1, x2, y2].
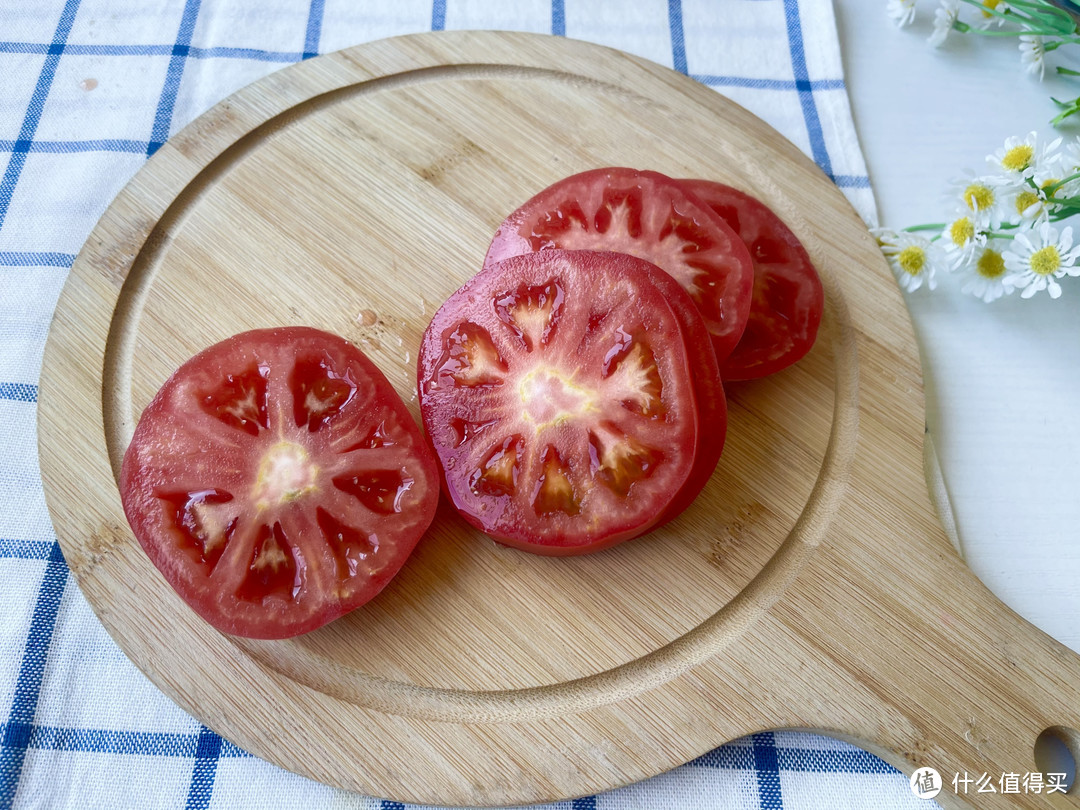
[887, 0, 917, 26]
[1013, 229, 1036, 253]
[929, 0, 960, 47]
[1060, 226, 1075, 253]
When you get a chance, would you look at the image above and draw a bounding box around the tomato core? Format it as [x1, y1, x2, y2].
[519, 366, 594, 427]
[253, 441, 319, 509]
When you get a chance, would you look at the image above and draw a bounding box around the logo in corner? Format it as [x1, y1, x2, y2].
[910, 767, 943, 799]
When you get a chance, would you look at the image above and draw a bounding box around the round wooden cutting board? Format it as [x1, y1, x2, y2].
[38, 31, 1080, 808]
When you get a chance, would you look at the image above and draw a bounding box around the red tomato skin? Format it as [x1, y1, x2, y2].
[417, 250, 703, 555]
[484, 167, 754, 364]
[120, 327, 439, 639]
[679, 180, 824, 381]
[636, 264, 727, 525]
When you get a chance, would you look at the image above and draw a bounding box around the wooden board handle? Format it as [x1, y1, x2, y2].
[781, 524, 1080, 808]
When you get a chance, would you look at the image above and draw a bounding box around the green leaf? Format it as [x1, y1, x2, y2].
[1049, 95, 1080, 125]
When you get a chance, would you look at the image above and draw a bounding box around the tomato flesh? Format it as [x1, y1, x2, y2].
[120, 327, 439, 639]
[680, 180, 824, 380]
[484, 168, 754, 364]
[418, 250, 703, 555]
[637, 263, 727, 524]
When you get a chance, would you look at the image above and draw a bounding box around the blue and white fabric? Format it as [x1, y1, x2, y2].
[0, 1, 922, 807]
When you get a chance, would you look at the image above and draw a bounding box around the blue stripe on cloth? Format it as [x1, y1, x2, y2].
[0, 383, 38, 403]
[381, 803, 407, 810]
[668, 0, 687, 74]
[778, 747, 899, 774]
[184, 726, 223, 810]
[187, 45, 299, 61]
[0, 542, 69, 808]
[552, 0, 566, 36]
[147, 0, 203, 156]
[0, 42, 302, 61]
[0, 43, 54, 54]
[0, 0, 82, 232]
[571, 798, 597, 809]
[7, 726, 193, 757]
[0, 251, 74, 267]
[431, 0, 446, 31]
[0, 723, 253, 758]
[0, 138, 148, 154]
[219, 739, 247, 757]
[303, 0, 325, 59]
[782, 0, 831, 178]
[0, 540, 55, 560]
[753, 732, 784, 809]
[833, 174, 872, 188]
[689, 744, 756, 770]
[694, 74, 844, 92]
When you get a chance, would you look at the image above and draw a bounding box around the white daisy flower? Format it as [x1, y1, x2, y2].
[887, 0, 918, 27]
[956, 240, 1015, 302]
[929, 0, 960, 48]
[941, 215, 986, 269]
[945, 170, 1004, 229]
[1055, 138, 1080, 195]
[976, 0, 1010, 28]
[987, 131, 1062, 182]
[1061, 137, 1080, 172]
[875, 229, 943, 292]
[998, 181, 1053, 225]
[1020, 35, 1047, 80]
[1045, 143, 1080, 200]
[1003, 222, 1080, 299]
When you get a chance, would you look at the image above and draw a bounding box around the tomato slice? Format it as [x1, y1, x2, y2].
[418, 250, 704, 555]
[680, 180, 824, 381]
[484, 168, 754, 364]
[641, 264, 727, 525]
[119, 327, 439, 639]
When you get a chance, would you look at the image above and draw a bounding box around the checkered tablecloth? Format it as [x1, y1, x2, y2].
[0, 1, 930, 808]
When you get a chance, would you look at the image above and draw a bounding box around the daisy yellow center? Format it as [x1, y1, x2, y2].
[1015, 190, 1041, 215]
[949, 217, 975, 246]
[1002, 145, 1034, 173]
[1029, 245, 1061, 276]
[976, 249, 1006, 279]
[964, 183, 995, 212]
[897, 246, 926, 276]
[982, 0, 1001, 11]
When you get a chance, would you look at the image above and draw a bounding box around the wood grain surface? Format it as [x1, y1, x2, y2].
[37, 31, 1080, 808]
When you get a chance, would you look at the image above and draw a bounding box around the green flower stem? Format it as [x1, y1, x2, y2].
[997, 0, 1079, 32]
[902, 223, 946, 233]
[961, 0, 1076, 31]
[960, 28, 1075, 40]
[1045, 172, 1080, 195]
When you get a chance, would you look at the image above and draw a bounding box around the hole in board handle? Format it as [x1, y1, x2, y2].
[1034, 726, 1078, 794]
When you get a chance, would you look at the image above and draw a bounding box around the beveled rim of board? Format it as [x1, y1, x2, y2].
[38, 31, 870, 805]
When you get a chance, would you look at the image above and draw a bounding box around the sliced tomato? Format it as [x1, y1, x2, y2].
[641, 265, 727, 524]
[484, 168, 754, 364]
[680, 180, 824, 381]
[119, 327, 439, 639]
[418, 250, 706, 555]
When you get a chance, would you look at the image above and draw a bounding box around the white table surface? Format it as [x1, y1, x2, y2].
[834, 1, 1080, 654]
